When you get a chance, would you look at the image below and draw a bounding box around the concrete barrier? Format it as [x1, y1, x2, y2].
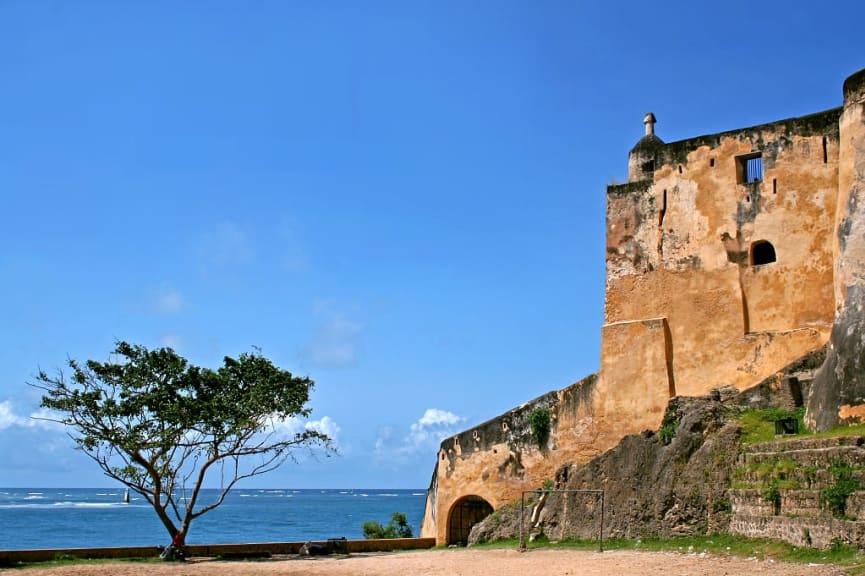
[0, 537, 436, 565]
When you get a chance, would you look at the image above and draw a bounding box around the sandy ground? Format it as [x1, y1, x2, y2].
[8, 548, 853, 576]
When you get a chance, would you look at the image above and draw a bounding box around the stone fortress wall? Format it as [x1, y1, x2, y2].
[421, 68, 865, 546]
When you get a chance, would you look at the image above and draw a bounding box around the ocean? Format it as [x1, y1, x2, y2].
[0, 488, 427, 550]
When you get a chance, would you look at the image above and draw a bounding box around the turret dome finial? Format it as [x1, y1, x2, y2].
[643, 112, 657, 137]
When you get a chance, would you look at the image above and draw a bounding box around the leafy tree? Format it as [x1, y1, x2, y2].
[362, 512, 414, 539]
[33, 341, 332, 545]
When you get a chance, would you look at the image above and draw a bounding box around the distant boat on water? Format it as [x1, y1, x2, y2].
[123, 489, 129, 504]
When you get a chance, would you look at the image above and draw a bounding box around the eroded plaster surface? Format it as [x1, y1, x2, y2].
[422, 71, 865, 544]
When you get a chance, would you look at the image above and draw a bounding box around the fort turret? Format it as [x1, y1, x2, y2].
[627, 112, 664, 181]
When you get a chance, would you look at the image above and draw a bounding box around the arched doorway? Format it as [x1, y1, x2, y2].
[447, 495, 493, 546]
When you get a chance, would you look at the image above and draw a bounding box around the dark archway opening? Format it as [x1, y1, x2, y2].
[751, 240, 777, 266]
[447, 495, 493, 546]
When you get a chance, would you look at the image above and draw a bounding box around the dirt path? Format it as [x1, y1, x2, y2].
[10, 548, 851, 576]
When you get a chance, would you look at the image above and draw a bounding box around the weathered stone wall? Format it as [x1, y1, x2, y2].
[730, 436, 865, 548]
[606, 109, 838, 399]
[808, 69, 865, 430]
[467, 394, 741, 544]
[465, 355, 865, 550]
[420, 375, 598, 543]
[422, 68, 864, 545]
[729, 515, 865, 549]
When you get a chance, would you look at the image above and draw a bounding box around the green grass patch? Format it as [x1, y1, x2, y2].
[813, 422, 865, 439]
[470, 534, 865, 573]
[738, 407, 808, 445]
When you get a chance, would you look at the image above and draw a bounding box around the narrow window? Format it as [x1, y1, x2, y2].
[736, 152, 763, 183]
[823, 136, 828, 164]
[710, 158, 715, 167]
[678, 165, 683, 174]
[773, 178, 777, 194]
[751, 240, 777, 265]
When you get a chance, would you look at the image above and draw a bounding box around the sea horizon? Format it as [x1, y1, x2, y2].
[0, 487, 428, 550]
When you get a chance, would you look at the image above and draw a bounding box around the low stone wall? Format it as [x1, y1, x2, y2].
[0, 537, 436, 565]
[730, 435, 865, 548]
[730, 514, 865, 549]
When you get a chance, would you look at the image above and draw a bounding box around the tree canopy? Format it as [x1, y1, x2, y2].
[33, 341, 331, 543]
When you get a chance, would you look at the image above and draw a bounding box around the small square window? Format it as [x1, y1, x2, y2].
[736, 153, 763, 184]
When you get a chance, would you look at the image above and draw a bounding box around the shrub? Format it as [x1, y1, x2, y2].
[658, 404, 680, 445]
[822, 460, 861, 518]
[362, 512, 414, 539]
[529, 408, 551, 448]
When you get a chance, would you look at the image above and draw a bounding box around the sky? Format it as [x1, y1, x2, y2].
[1, 1, 864, 489]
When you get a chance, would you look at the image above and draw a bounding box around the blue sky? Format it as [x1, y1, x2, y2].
[1, 1, 863, 489]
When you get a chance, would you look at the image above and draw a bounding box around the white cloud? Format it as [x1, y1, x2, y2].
[0, 400, 65, 432]
[406, 408, 464, 451]
[306, 416, 341, 441]
[415, 408, 462, 428]
[301, 303, 362, 368]
[375, 408, 465, 460]
[272, 415, 341, 446]
[0, 401, 23, 430]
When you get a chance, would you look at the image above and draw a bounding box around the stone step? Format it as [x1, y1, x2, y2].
[739, 444, 865, 470]
[734, 464, 861, 490]
[730, 489, 865, 521]
[746, 435, 865, 454]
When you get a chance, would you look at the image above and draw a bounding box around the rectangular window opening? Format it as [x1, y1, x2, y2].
[823, 136, 828, 164]
[773, 178, 777, 194]
[736, 153, 763, 184]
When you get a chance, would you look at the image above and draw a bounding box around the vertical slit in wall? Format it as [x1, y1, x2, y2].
[658, 189, 667, 262]
[662, 318, 676, 398]
[773, 178, 777, 194]
[710, 158, 715, 168]
[823, 136, 828, 164]
[659, 189, 667, 226]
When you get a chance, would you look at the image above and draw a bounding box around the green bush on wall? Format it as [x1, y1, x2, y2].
[822, 460, 861, 519]
[529, 408, 551, 448]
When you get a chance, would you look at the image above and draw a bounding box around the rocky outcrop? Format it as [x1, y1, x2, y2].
[468, 394, 741, 544]
[808, 286, 865, 430]
[467, 349, 825, 546]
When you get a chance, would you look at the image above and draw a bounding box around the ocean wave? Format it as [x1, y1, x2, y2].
[53, 502, 119, 508]
[0, 502, 131, 509]
[412, 493, 426, 496]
